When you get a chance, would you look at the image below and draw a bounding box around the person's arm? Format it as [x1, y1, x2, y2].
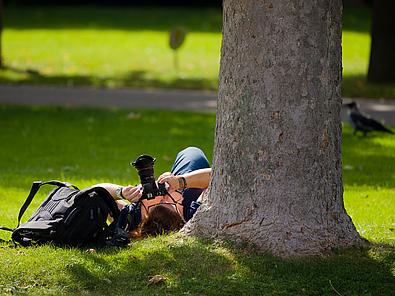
[157, 168, 211, 193]
[94, 183, 142, 203]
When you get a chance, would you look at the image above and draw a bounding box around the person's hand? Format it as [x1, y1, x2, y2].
[122, 185, 142, 203]
[157, 172, 179, 193]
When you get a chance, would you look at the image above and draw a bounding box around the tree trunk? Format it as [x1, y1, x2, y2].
[367, 0, 395, 83]
[182, 0, 363, 257]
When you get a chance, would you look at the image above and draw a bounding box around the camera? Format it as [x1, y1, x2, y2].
[131, 155, 167, 200]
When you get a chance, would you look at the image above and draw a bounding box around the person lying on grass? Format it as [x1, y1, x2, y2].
[95, 147, 211, 243]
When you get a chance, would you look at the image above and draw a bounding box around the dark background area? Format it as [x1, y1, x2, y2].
[4, 0, 371, 7]
[4, 0, 222, 6]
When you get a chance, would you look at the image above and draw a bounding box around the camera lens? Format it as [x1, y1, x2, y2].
[132, 155, 155, 184]
[131, 155, 155, 170]
[131, 155, 165, 200]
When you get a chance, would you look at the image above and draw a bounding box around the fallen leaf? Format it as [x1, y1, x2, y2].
[148, 275, 166, 285]
[128, 255, 137, 262]
[86, 248, 97, 254]
[127, 112, 142, 120]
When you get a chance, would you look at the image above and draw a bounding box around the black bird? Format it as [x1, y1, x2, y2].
[343, 102, 394, 136]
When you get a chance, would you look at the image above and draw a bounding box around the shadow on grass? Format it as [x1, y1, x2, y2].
[4, 6, 222, 33]
[342, 74, 395, 99]
[3, 70, 395, 98]
[342, 4, 371, 33]
[5, 4, 370, 34]
[1, 233, 393, 295]
[0, 65, 42, 76]
[61, 237, 395, 295]
[0, 66, 218, 90]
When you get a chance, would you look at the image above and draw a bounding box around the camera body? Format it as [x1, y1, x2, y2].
[131, 155, 167, 200]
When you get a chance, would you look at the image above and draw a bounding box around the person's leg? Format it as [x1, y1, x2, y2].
[171, 147, 210, 175]
[170, 147, 210, 214]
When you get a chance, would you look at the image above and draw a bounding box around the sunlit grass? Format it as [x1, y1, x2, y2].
[342, 125, 395, 244]
[1, 6, 221, 90]
[0, 105, 393, 244]
[342, 31, 370, 76]
[342, 29, 395, 98]
[345, 186, 394, 244]
[1, 5, 395, 97]
[2, 28, 221, 89]
[0, 105, 394, 295]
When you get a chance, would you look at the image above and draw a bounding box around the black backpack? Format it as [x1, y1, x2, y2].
[0, 180, 120, 247]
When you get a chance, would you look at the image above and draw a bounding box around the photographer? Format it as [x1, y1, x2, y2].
[95, 147, 211, 239]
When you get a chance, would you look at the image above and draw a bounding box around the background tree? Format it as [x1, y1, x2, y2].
[183, 0, 363, 257]
[367, 0, 395, 83]
[169, 27, 187, 72]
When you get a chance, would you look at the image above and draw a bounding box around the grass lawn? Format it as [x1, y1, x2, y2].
[1, 5, 395, 98]
[0, 105, 394, 295]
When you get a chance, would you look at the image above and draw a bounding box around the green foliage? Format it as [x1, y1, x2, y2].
[1, 5, 394, 97]
[0, 105, 394, 295]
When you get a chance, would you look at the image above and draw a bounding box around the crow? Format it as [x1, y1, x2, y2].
[343, 102, 394, 136]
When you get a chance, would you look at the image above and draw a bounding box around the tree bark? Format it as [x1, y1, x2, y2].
[367, 0, 395, 83]
[182, 0, 363, 257]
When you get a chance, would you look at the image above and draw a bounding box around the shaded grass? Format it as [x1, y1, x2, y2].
[342, 75, 395, 99]
[0, 235, 394, 295]
[0, 105, 394, 295]
[1, 5, 395, 98]
[3, 6, 222, 32]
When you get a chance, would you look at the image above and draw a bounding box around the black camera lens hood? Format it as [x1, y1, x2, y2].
[131, 155, 156, 169]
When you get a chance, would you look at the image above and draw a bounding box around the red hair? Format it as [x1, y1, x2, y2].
[131, 204, 184, 238]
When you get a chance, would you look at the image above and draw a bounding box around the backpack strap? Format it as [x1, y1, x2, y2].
[0, 226, 14, 232]
[16, 180, 79, 228]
